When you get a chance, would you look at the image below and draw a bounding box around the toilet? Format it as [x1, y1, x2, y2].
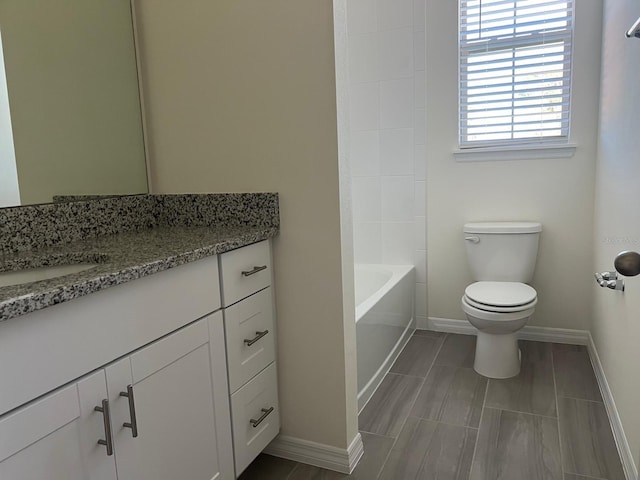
[461, 222, 542, 379]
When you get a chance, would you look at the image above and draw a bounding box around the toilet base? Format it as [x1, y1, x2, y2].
[474, 331, 521, 379]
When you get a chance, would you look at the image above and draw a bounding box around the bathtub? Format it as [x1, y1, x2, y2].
[355, 264, 415, 411]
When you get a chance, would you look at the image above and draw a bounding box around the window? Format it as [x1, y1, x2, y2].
[459, 0, 574, 148]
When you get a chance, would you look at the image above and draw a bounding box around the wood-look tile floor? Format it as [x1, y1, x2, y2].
[239, 332, 625, 480]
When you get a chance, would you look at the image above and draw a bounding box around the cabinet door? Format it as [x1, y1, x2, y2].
[0, 370, 116, 480]
[107, 317, 229, 480]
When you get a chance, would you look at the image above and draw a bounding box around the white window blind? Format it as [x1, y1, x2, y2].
[459, 0, 574, 148]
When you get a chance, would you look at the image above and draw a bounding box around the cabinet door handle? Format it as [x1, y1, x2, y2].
[244, 330, 269, 346]
[119, 385, 139, 438]
[94, 399, 114, 456]
[241, 265, 267, 277]
[249, 407, 274, 428]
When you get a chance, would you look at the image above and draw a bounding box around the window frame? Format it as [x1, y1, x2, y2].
[457, 0, 575, 153]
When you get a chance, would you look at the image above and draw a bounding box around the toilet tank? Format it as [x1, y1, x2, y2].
[463, 222, 542, 283]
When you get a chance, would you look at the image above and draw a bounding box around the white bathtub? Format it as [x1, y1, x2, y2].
[355, 264, 415, 411]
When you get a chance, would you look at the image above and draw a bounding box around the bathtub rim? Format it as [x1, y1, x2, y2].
[355, 264, 415, 321]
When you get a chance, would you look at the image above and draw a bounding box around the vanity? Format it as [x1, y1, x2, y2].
[0, 0, 281, 476]
[0, 194, 280, 480]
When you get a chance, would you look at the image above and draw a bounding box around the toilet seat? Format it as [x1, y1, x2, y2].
[463, 294, 537, 313]
[464, 281, 537, 313]
[461, 295, 536, 322]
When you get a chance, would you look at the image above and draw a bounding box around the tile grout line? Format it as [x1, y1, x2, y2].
[563, 471, 609, 480]
[374, 332, 449, 480]
[468, 365, 490, 480]
[386, 371, 432, 380]
[284, 461, 301, 480]
[485, 405, 559, 421]
[551, 344, 567, 480]
[557, 395, 606, 405]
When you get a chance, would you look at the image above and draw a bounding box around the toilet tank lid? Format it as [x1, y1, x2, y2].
[463, 222, 542, 234]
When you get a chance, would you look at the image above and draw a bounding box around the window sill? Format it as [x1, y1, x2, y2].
[453, 143, 577, 162]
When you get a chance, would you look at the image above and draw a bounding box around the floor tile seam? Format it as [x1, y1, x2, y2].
[406, 415, 481, 431]
[551, 342, 567, 480]
[386, 371, 429, 380]
[358, 426, 398, 437]
[284, 461, 302, 480]
[557, 395, 606, 405]
[374, 333, 449, 479]
[562, 470, 609, 480]
[373, 374, 428, 480]
[468, 371, 490, 476]
[357, 430, 396, 440]
[481, 405, 559, 420]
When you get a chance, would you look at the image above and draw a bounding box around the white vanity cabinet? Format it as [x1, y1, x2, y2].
[219, 240, 280, 475]
[105, 313, 230, 480]
[0, 239, 280, 480]
[0, 314, 232, 480]
[0, 370, 116, 480]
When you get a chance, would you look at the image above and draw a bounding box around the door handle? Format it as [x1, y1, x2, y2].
[95, 399, 114, 456]
[614, 251, 640, 277]
[120, 385, 139, 438]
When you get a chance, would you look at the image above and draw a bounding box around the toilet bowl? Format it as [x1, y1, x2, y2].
[461, 281, 537, 378]
[462, 222, 542, 379]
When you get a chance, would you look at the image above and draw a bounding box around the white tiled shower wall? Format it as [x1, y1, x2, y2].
[347, 0, 427, 326]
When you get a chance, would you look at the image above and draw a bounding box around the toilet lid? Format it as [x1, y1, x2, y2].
[464, 281, 537, 307]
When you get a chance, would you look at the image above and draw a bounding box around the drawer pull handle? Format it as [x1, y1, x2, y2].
[119, 385, 139, 438]
[250, 407, 274, 428]
[95, 399, 114, 456]
[244, 330, 269, 346]
[241, 265, 267, 277]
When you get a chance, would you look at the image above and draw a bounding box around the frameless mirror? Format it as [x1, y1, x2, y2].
[0, 0, 148, 208]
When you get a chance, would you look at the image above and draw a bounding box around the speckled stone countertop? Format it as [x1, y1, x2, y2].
[0, 224, 277, 322]
[0, 193, 279, 322]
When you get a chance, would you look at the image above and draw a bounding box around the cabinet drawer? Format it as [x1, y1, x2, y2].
[230, 362, 279, 475]
[219, 241, 271, 306]
[225, 288, 275, 393]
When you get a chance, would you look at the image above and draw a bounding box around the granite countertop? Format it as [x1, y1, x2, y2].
[0, 225, 278, 322]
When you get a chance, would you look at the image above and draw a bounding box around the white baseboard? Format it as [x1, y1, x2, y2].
[425, 317, 590, 345]
[424, 317, 637, 480]
[264, 432, 364, 474]
[587, 333, 638, 480]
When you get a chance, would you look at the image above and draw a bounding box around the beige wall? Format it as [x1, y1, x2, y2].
[135, 0, 358, 450]
[0, 0, 147, 205]
[593, 0, 640, 471]
[425, 1, 603, 331]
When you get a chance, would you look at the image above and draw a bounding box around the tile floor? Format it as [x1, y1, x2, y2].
[240, 331, 625, 480]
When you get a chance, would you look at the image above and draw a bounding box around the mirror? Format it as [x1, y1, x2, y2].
[0, 0, 148, 208]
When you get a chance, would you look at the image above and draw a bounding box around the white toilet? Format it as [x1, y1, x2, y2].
[461, 222, 542, 379]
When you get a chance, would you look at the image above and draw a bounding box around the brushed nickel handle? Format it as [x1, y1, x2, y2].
[249, 407, 274, 428]
[244, 330, 269, 347]
[95, 399, 114, 456]
[241, 265, 267, 277]
[119, 385, 139, 438]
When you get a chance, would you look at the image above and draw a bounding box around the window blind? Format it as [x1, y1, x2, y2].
[459, 0, 574, 147]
